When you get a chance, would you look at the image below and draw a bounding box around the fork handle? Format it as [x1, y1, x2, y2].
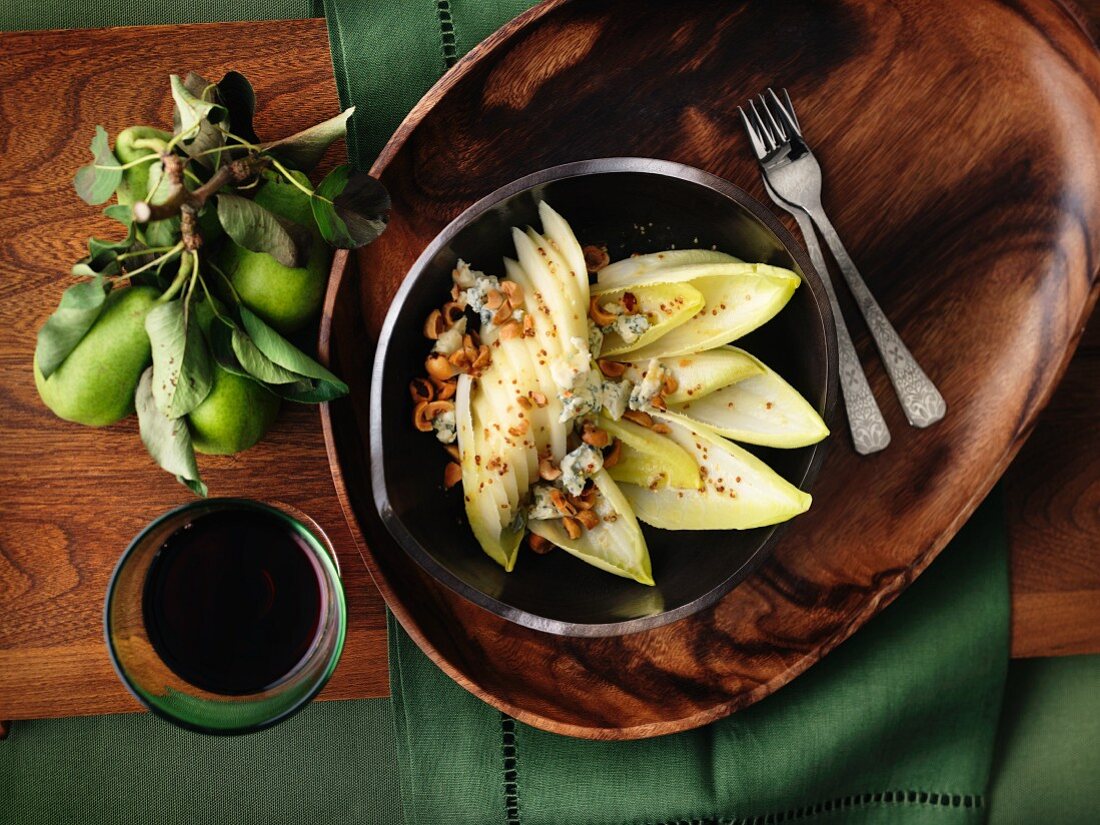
[806, 208, 947, 428]
[788, 208, 890, 454]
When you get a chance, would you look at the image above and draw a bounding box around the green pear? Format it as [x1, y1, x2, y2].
[34, 286, 159, 426]
[186, 296, 281, 455]
[215, 170, 331, 334]
[114, 126, 172, 206]
[187, 364, 281, 455]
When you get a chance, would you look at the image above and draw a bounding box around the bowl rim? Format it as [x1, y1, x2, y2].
[368, 156, 838, 637]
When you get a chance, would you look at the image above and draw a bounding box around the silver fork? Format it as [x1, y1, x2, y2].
[742, 89, 947, 432]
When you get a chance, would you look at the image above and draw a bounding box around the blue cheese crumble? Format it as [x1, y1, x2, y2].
[550, 336, 591, 390]
[611, 312, 650, 344]
[558, 370, 603, 423]
[452, 259, 500, 325]
[525, 483, 559, 521]
[599, 379, 632, 420]
[629, 359, 667, 410]
[587, 318, 604, 359]
[431, 409, 457, 444]
[433, 316, 467, 355]
[559, 443, 604, 496]
[595, 299, 651, 344]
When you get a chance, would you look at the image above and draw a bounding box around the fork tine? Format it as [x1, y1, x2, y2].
[738, 106, 768, 159]
[767, 88, 801, 140]
[748, 99, 776, 151]
[781, 88, 801, 133]
[758, 93, 786, 142]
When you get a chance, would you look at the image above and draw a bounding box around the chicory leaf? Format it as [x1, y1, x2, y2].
[261, 107, 353, 171]
[135, 366, 207, 497]
[310, 164, 389, 249]
[216, 193, 306, 267]
[35, 276, 112, 377]
[73, 126, 123, 205]
[145, 299, 213, 417]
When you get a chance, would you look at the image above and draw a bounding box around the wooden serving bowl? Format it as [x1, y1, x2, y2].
[318, 0, 1100, 738]
[351, 157, 837, 635]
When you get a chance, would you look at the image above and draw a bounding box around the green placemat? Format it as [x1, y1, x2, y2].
[988, 654, 1100, 824]
[0, 698, 403, 824]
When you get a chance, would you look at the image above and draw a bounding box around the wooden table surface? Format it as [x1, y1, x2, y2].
[0, 14, 1096, 721]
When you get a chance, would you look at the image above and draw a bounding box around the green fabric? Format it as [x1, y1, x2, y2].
[323, 0, 538, 165]
[390, 493, 1011, 825]
[0, 699, 403, 824]
[0, 0, 320, 31]
[987, 655, 1100, 824]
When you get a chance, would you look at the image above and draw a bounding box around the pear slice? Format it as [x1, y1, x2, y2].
[503, 258, 564, 359]
[595, 282, 705, 357]
[528, 470, 654, 585]
[597, 249, 741, 289]
[620, 411, 811, 530]
[512, 227, 587, 349]
[620, 346, 763, 404]
[599, 414, 701, 490]
[501, 335, 567, 464]
[621, 265, 799, 360]
[470, 385, 525, 508]
[456, 375, 523, 570]
[537, 201, 589, 304]
[671, 350, 829, 448]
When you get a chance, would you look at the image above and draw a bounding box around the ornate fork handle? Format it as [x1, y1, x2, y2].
[786, 204, 890, 453]
[807, 207, 947, 427]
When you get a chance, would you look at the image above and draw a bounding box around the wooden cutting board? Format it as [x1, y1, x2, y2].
[322, 0, 1100, 738]
[0, 8, 1096, 723]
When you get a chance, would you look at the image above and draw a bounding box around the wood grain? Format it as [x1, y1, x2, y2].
[0, 20, 388, 720]
[322, 0, 1100, 738]
[1006, 311, 1100, 657]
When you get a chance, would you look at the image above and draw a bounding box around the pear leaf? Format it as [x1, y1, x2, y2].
[310, 164, 389, 249]
[35, 276, 113, 378]
[239, 307, 346, 388]
[73, 126, 122, 205]
[170, 73, 227, 163]
[145, 299, 213, 417]
[135, 366, 207, 497]
[230, 326, 301, 385]
[261, 107, 352, 171]
[216, 193, 306, 267]
[217, 70, 260, 146]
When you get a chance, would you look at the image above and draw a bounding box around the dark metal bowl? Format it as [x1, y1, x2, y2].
[369, 158, 838, 637]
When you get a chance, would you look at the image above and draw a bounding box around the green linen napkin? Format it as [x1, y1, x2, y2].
[388, 494, 1009, 825]
[0, 0, 320, 30]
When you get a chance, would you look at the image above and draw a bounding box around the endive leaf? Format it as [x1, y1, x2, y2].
[670, 349, 829, 448]
[596, 249, 741, 289]
[595, 282, 705, 357]
[599, 414, 701, 490]
[528, 470, 654, 585]
[619, 264, 800, 359]
[620, 411, 811, 530]
[620, 346, 762, 404]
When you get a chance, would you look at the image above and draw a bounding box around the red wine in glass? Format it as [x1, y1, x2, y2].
[142, 508, 327, 696]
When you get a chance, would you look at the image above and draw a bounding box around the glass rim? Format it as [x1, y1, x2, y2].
[103, 497, 347, 736]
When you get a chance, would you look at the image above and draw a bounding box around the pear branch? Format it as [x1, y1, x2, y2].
[132, 153, 270, 224]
